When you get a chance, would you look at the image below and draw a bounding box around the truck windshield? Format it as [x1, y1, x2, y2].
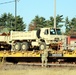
[50, 29, 62, 35]
[56, 29, 62, 35]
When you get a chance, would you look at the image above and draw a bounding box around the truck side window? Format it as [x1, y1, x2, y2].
[50, 29, 56, 35]
[44, 29, 48, 35]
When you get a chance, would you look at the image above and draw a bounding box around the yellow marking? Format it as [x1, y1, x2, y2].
[0, 50, 76, 58]
[0, 51, 41, 57]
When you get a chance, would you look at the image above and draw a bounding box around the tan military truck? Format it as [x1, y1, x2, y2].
[0, 27, 66, 51]
[0, 27, 11, 50]
[10, 27, 66, 51]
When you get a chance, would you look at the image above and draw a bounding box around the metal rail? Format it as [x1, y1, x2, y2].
[2, 62, 76, 67]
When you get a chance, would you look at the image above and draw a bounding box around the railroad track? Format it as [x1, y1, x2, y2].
[1, 62, 76, 67]
[18, 62, 76, 67]
[1, 61, 76, 71]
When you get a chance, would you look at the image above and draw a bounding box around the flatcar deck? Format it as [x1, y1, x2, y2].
[0, 50, 76, 58]
[0, 50, 41, 57]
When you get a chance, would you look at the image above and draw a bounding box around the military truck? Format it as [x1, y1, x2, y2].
[0, 27, 66, 51]
[10, 27, 66, 51]
[0, 27, 11, 50]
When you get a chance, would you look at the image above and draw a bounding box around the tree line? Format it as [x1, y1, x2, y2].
[0, 13, 26, 31]
[0, 13, 76, 35]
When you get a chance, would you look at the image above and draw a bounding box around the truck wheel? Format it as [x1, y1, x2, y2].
[14, 42, 21, 51]
[39, 42, 46, 50]
[21, 42, 29, 51]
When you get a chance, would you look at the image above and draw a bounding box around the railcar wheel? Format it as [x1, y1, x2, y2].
[39, 42, 46, 50]
[21, 42, 29, 51]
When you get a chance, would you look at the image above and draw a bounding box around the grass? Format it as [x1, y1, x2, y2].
[0, 67, 76, 75]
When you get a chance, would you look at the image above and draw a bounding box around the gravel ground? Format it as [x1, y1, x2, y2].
[0, 64, 76, 75]
[0, 64, 76, 70]
[0, 64, 42, 70]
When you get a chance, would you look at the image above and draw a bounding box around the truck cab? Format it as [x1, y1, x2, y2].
[37, 28, 66, 50]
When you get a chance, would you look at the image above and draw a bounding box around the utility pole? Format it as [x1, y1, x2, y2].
[0, 0, 19, 31]
[54, 0, 56, 28]
[15, 0, 17, 31]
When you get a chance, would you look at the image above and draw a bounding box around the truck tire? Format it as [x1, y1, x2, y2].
[39, 42, 46, 50]
[21, 42, 29, 51]
[14, 42, 21, 51]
